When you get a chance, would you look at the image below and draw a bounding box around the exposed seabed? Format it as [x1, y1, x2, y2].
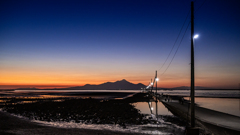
[0, 92, 186, 135]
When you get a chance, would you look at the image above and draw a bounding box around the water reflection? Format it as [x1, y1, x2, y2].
[133, 101, 173, 116]
[1, 89, 239, 98]
[185, 97, 240, 117]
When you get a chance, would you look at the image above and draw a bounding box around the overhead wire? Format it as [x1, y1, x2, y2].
[146, 9, 191, 89]
[146, 1, 207, 89]
[160, 21, 191, 76]
[195, 0, 207, 13]
[158, 0, 207, 77]
[157, 10, 191, 72]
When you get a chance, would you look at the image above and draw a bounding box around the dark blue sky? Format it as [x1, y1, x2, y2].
[0, 0, 240, 89]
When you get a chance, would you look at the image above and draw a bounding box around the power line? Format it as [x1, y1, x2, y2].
[195, 0, 207, 13]
[147, 22, 190, 90]
[160, 21, 191, 76]
[158, 0, 205, 77]
[146, 1, 205, 87]
[158, 10, 190, 72]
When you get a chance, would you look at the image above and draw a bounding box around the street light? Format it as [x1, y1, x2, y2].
[155, 77, 159, 95]
[190, 33, 198, 128]
[194, 34, 199, 39]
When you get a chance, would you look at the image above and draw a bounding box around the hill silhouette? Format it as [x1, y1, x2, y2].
[13, 81, 216, 90]
[67, 79, 146, 90]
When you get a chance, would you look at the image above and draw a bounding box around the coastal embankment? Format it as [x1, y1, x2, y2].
[161, 96, 240, 135]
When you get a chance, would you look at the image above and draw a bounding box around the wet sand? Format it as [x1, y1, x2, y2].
[0, 111, 147, 135]
[0, 93, 151, 135]
[0, 92, 188, 135]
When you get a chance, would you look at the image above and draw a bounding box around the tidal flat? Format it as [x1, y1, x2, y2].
[0, 92, 186, 134]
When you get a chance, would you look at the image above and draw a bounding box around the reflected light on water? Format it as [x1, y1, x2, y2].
[132, 101, 173, 115]
[184, 97, 240, 117]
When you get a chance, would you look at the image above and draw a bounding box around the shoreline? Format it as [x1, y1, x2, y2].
[0, 93, 151, 135]
[1, 91, 238, 134]
[0, 92, 187, 134]
[183, 96, 240, 99]
[0, 111, 147, 135]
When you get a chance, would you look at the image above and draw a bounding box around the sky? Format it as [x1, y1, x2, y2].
[0, 0, 240, 89]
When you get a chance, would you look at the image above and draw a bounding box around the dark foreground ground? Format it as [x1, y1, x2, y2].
[1, 93, 154, 125]
[0, 111, 148, 135]
[0, 93, 188, 135]
[0, 93, 153, 135]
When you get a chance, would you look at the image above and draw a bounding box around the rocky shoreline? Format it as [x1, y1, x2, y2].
[0, 111, 148, 135]
[1, 93, 154, 127]
[1, 92, 187, 134]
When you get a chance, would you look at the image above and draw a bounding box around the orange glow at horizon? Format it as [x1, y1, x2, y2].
[0, 68, 239, 89]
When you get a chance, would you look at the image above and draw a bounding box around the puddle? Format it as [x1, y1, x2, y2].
[132, 101, 173, 116]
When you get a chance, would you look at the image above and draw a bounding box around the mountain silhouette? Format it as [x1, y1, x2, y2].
[68, 79, 146, 90]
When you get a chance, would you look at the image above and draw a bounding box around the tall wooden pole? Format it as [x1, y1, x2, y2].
[155, 70, 158, 125]
[190, 1, 195, 128]
[156, 98, 158, 123]
[155, 70, 157, 94]
[151, 78, 153, 92]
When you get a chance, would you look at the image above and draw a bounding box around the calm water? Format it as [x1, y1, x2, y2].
[156, 90, 239, 98]
[192, 97, 240, 117]
[133, 101, 173, 116]
[1, 89, 239, 117]
[1, 89, 239, 134]
[0, 89, 185, 134]
[1, 89, 239, 97]
[134, 98, 240, 117]
[0, 90, 137, 99]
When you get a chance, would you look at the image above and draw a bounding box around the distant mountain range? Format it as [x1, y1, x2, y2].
[13, 80, 226, 90]
[16, 79, 146, 90]
[66, 79, 146, 90]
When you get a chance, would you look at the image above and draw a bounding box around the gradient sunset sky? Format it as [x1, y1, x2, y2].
[1, 0, 240, 89]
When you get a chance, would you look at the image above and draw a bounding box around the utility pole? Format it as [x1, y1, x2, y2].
[187, 2, 200, 134]
[155, 70, 158, 126]
[190, 1, 195, 128]
[156, 97, 158, 124]
[156, 70, 157, 94]
[151, 78, 153, 93]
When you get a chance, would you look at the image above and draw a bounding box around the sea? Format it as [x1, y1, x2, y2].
[0, 89, 239, 134]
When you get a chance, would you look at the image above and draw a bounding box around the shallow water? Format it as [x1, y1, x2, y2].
[0, 91, 186, 134]
[0, 90, 136, 101]
[1, 89, 239, 98]
[133, 101, 173, 116]
[1, 89, 239, 134]
[156, 90, 239, 98]
[1, 90, 239, 116]
[185, 97, 240, 117]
